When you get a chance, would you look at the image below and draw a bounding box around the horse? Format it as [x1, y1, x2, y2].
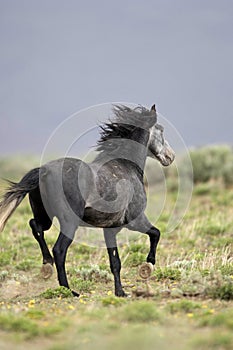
[0, 104, 175, 297]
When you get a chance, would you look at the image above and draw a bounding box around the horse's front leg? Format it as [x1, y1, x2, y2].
[103, 228, 127, 297]
[146, 226, 160, 265]
[53, 231, 79, 297]
[127, 215, 160, 266]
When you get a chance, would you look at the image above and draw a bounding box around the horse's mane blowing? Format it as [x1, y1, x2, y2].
[96, 105, 157, 152]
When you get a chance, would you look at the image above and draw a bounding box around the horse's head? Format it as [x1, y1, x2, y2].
[147, 108, 175, 166]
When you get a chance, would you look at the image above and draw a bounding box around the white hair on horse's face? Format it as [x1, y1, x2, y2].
[148, 123, 175, 166]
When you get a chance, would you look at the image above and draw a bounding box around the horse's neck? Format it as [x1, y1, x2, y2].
[93, 129, 149, 174]
[127, 128, 149, 171]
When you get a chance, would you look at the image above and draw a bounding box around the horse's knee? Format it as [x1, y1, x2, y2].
[29, 218, 43, 239]
[29, 218, 37, 231]
[41, 218, 52, 231]
[148, 227, 160, 243]
[52, 244, 61, 258]
[108, 248, 121, 274]
[30, 218, 51, 234]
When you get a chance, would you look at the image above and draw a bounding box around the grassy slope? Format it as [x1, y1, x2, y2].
[0, 177, 232, 349]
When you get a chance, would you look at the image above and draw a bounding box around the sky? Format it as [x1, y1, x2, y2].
[0, 0, 233, 155]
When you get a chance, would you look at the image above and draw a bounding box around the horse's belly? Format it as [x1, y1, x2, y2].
[82, 207, 126, 228]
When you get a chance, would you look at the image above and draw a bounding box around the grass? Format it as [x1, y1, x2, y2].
[166, 299, 202, 314]
[206, 282, 233, 301]
[154, 266, 182, 281]
[40, 287, 74, 299]
[102, 295, 127, 307]
[120, 301, 162, 323]
[0, 155, 233, 349]
[0, 311, 70, 340]
[70, 277, 95, 293]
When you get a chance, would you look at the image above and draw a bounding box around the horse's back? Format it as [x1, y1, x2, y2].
[39, 158, 93, 231]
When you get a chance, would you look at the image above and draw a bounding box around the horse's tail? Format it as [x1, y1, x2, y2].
[0, 168, 40, 232]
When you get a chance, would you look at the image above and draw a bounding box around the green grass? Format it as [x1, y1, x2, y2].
[15, 258, 38, 271]
[124, 252, 145, 267]
[0, 312, 69, 340]
[70, 265, 112, 282]
[166, 300, 202, 314]
[102, 295, 127, 307]
[120, 301, 162, 323]
[193, 333, 233, 350]
[0, 313, 40, 338]
[40, 286, 73, 299]
[70, 277, 95, 293]
[155, 267, 182, 281]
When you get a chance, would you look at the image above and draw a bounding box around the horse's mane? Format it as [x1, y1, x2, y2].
[96, 105, 157, 152]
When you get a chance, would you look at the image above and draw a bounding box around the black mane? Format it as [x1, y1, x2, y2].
[97, 105, 157, 152]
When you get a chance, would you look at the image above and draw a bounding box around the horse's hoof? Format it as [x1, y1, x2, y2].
[138, 262, 154, 279]
[72, 290, 80, 297]
[41, 263, 54, 279]
[115, 290, 128, 297]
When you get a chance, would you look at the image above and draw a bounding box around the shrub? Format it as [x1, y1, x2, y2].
[70, 277, 94, 293]
[222, 162, 233, 186]
[155, 267, 182, 281]
[206, 282, 233, 301]
[40, 286, 73, 299]
[72, 265, 112, 282]
[190, 145, 233, 184]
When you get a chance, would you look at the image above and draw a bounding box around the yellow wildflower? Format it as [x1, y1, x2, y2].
[68, 304, 75, 310]
[79, 298, 86, 304]
[28, 299, 35, 308]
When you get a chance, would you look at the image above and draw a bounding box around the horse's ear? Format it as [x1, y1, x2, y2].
[150, 104, 156, 113]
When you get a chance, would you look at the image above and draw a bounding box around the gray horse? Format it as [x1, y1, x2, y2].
[0, 104, 175, 297]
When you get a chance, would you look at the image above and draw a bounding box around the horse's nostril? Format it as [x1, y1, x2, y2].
[167, 151, 175, 163]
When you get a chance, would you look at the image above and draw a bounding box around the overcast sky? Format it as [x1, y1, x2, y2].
[0, 0, 232, 155]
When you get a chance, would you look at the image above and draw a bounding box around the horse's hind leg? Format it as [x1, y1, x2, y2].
[29, 219, 53, 265]
[103, 228, 126, 297]
[29, 190, 54, 278]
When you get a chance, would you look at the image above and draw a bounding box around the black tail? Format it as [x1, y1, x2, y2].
[0, 168, 40, 232]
